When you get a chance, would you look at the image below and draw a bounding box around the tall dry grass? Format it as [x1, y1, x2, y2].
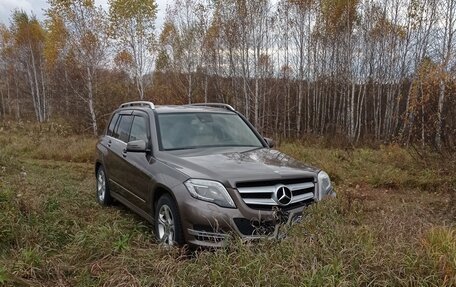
[0, 121, 454, 286]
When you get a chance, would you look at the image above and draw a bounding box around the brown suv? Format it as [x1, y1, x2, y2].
[95, 101, 335, 247]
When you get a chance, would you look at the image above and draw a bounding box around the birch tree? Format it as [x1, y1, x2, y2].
[109, 0, 157, 100]
[11, 12, 48, 122]
[435, 0, 456, 149]
[47, 0, 109, 135]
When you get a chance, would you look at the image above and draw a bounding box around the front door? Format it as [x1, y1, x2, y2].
[119, 112, 152, 211]
[105, 112, 133, 199]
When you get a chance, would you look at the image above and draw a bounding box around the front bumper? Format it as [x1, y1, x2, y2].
[173, 184, 314, 247]
[185, 208, 306, 247]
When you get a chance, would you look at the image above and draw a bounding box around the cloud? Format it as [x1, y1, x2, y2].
[0, 0, 166, 28]
[0, 0, 48, 24]
[0, 0, 33, 11]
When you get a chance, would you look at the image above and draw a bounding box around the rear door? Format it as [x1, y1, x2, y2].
[101, 112, 120, 180]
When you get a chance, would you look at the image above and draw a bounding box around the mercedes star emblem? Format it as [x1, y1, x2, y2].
[274, 185, 292, 205]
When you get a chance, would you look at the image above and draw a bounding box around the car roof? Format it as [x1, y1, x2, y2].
[118, 105, 235, 114]
[155, 105, 235, 114]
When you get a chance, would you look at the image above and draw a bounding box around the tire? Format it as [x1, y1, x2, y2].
[155, 194, 184, 246]
[96, 166, 112, 206]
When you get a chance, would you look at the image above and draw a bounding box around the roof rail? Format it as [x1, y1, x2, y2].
[186, 103, 235, 112]
[119, 101, 155, 109]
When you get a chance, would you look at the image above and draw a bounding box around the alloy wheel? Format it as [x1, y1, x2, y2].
[157, 204, 175, 245]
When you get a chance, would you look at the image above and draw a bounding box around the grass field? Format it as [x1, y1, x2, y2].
[0, 122, 455, 286]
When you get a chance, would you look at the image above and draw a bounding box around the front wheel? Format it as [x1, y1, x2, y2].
[96, 166, 112, 206]
[155, 194, 183, 246]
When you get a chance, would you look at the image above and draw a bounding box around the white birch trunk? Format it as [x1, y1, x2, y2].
[87, 67, 98, 136]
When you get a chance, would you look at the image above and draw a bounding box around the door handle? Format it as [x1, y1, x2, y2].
[122, 149, 127, 157]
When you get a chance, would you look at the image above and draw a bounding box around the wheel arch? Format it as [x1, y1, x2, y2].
[152, 184, 179, 214]
[153, 183, 185, 245]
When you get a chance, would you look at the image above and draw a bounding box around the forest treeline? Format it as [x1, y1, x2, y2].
[0, 0, 455, 149]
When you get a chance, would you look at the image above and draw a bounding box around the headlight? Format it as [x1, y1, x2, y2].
[318, 171, 333, 199]
[184, 179, 236, 208]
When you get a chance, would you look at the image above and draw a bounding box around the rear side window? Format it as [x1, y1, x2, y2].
[107, 113, 119, 136]
[129, 116, 148, 142]
[113, 115, 133, 142]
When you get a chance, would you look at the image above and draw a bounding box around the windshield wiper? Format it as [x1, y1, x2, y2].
[164, 146, 201, 151]
[241, 146, 264, 153]
[164, 144, 262, 151]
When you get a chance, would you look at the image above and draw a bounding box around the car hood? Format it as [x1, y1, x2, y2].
[157, 147, 319, 188]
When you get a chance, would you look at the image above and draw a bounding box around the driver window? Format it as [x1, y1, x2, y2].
[129, 116, 148, 143]
[113, 115, 133, 142]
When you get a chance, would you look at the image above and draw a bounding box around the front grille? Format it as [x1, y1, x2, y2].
[236, 177, 314, 188]
[237, 178, 315, 210]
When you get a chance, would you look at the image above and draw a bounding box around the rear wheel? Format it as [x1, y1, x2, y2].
[155, 194, 183, 246]
[96, 166, 112, 206]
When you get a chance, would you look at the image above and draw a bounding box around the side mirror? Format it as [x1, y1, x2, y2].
[126, 140, 148, 153]
[264, 137, 274, 148]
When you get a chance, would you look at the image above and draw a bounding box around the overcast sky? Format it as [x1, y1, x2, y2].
[0, 0, 167, 28]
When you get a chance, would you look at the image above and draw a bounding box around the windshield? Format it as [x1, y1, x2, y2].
[157, 112, 263, 151]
